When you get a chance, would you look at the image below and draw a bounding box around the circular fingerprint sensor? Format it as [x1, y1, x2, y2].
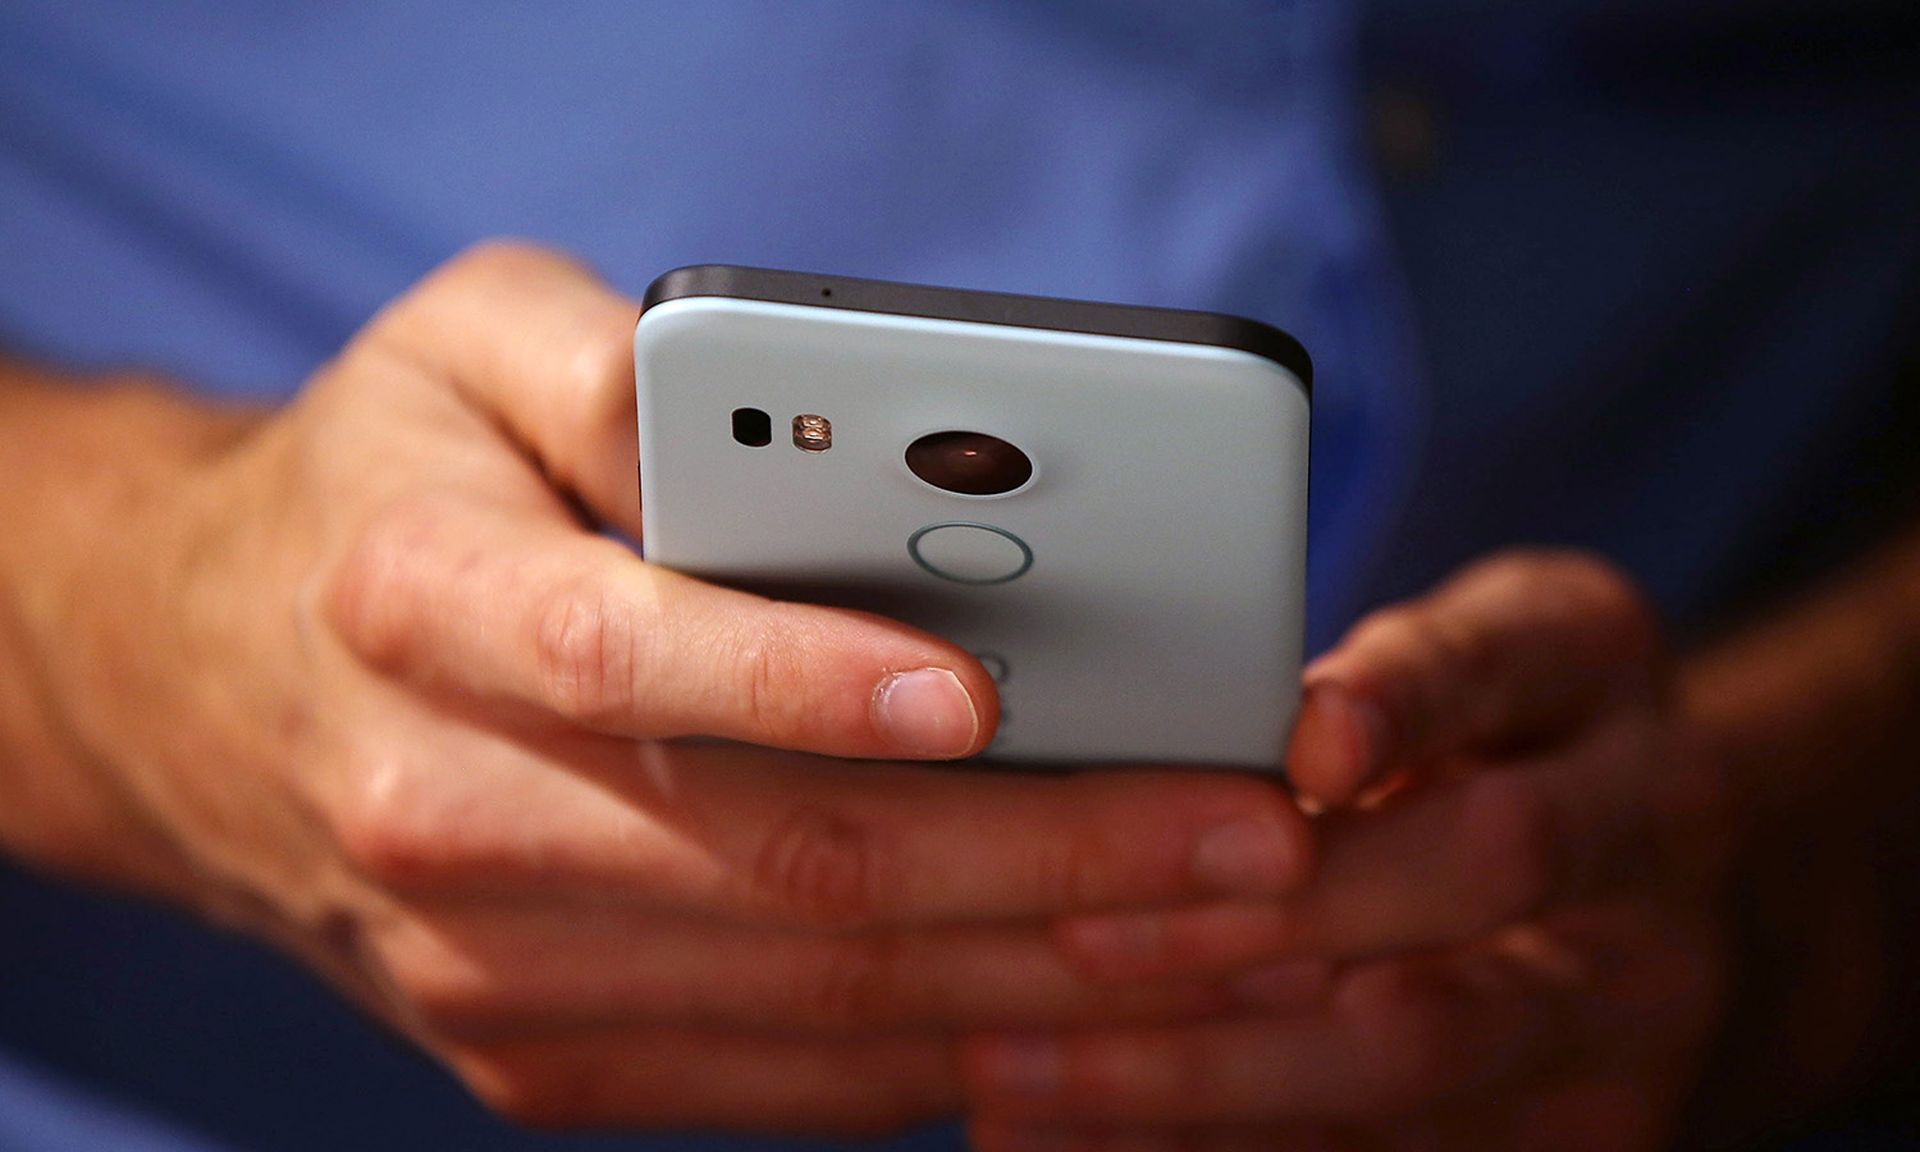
[908, 522, 1032, 585]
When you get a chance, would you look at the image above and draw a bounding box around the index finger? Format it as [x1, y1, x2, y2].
[1287, 551, 1664, 805]
[362, 241, 644, 538]
[338, 737, 1316, 927]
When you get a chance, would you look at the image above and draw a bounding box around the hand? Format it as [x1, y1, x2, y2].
[963, 553, 1736, 1150]
[15, 244, 1319, 1135]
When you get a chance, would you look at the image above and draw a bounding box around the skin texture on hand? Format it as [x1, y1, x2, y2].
[11, 244, 1903, 1145]
[0, 243, 1323, 1136]
[963, 553, 1738, 1151]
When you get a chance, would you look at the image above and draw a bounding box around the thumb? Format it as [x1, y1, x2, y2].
[1288, 551, 1664, 805]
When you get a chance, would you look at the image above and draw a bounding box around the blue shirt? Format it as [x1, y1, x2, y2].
[2, 2, 1916, 1150]
[0, 6, 1411, 1149]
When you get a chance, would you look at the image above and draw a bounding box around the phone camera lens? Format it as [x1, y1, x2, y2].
[905, 431, 1033, 496]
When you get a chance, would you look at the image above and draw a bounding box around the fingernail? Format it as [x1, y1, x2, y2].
[1062, 912, 1167, 968]
[1232, 958, 1336, 1011]
[1191, 818, 1299, 896]
[1305, 683, 1391, 797]
[873, 668, 979, 757]
[977, 1035, 1064, 1098]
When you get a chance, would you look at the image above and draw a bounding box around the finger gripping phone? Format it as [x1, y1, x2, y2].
[634, 265, 1310, 771]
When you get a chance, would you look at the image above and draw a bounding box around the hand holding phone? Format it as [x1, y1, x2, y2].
[635, 265, 1311, 770]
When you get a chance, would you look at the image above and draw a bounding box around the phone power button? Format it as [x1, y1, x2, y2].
[908, 522, 1033, 585]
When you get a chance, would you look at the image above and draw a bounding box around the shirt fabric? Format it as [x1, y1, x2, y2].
[2, 2, 1916, 1150]
[2, 6, 1407, 1149]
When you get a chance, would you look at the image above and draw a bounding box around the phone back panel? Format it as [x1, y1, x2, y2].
[635, 295, 1309, 770]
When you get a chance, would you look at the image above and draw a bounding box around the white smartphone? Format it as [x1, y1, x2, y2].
[633, 265, 1311, 771]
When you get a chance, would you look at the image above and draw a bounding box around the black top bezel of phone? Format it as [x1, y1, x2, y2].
[641, 264, 1312, 394]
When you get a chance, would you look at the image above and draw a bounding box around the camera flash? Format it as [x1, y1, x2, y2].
[792, 414, 832, 452]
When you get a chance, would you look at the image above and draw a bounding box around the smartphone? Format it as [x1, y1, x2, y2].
[633, 265, 1310, 771]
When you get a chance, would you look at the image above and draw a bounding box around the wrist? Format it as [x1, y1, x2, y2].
[0, 367, 264, 890]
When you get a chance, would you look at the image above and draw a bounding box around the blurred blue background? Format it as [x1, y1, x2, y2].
[2, 2, 1917, 1150]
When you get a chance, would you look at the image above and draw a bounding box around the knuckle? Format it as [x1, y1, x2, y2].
[459, 1052, 577, 1130]
[533, 582, 639, 725]
[1352, 972, 1460, 1109]
[751, 806, 885, 928]
[740, 638, 784, 737]
[383, 928, 511, 1039]
[1481, 550, 1662, 664]
[489, 1089, 568, 1132]
[555, 317, 635, 433]
[794, 936, 905, 1026]
[731, 623, 815, 743]
[1462, 548, 1571, 596]
[1209, 781, 1314, 888]
[1458, 774, 1559, 927]
[405, 978, 501, 1043]
[1060, 774, 1310, 909]
[323, 501, 454, 670]
[332, 757, 439, 886]
[1353, 604, 1495, 739]
[455, 1042, 642, 1132]
[1023, 827, 1109, 912]
[1550, 551, 1660, 658]
[436, 239, 580, 293]
[437, 241, 629, 439]
[355, 242, 503, 342]
[1355, 600, 1493, 688]
[355, 239, 597, 378]
[1545, 548, 1640, 608]
[1342, 606, 1404, 656]
[1407, 604, 1495, 684]
[1059, 831, 1114, 908]
[330, 755, 500, 894]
